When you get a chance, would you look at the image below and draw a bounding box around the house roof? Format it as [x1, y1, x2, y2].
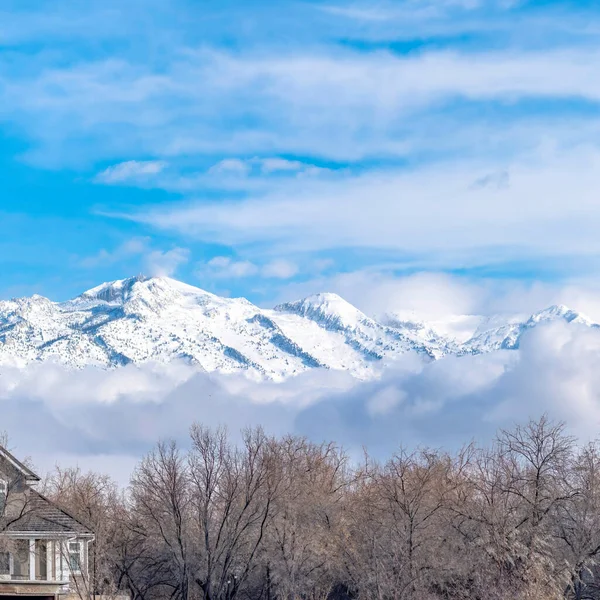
[0, 445, 40, 482]
[0, 445, 93, 538]
[1, 490, 93, 537]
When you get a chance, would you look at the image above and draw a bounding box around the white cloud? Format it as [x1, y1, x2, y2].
[319, 5, 400, 22]
[205, 157, 324, 180]
[0, 361, 349, 481]
[366, 385, 406, 416]
[129, 147, 600, 266]
[318, 0, 487, 23]
[79, 237, 150, 268]
[203, 256, 259, 278]
[79, 238, 189, 278]
[95, 160, 166, 184]
[256, 158, 305, 173]
[4, 322, 600, 481]
[276, 271, 486, 321]
[145, 247, 190, 277]
[198, 256, 299, 280]
[207, 158, 252, 176]
[297, 322, 600, 453]
[201, 48, 600, 121]
[10, 43, 600, 168]
[271, 269, 600, 341]
[262, 259, 298, 279]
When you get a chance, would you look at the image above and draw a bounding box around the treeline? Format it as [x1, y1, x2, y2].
[42, 417, 600, 600]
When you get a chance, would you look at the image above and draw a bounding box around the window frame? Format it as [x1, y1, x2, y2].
[0, 551, 11, 578]
[67, 540, 83, 575]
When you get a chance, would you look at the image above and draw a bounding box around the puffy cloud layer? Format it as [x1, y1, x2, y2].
[3, 320, 600, 483]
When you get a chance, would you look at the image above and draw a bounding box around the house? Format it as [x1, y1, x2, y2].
[0, 444, 94, 599]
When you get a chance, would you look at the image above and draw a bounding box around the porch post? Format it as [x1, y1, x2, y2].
[55, 540, 64, 582]
[29, 538, 36, 580]
[46, 540, 53, 581]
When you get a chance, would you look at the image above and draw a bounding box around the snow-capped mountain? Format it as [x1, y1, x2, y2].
[0, 276, 596, 380]
[461, 304, 598, 354]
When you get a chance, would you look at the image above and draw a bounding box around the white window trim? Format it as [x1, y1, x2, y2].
[0, 478, 7, 514]
[0, 550, 11, 580]
[67, 539, 83, 575]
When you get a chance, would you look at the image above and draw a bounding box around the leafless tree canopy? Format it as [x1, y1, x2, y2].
[36, 416, 600, 600]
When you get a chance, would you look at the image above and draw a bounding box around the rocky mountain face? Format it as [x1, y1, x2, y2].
[0, 276, 595, 380]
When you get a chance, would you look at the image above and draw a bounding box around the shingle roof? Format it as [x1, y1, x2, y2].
[1, 491, 93, 537]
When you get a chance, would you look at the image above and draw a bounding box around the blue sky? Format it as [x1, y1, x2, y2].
[3, 0, 600, 310]
[8, 0, 600, 475]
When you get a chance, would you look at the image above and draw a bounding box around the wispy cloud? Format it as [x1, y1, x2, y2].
[319, 5, 400, 22]
[145, 247, 190, 276]
[207, 158, 252, 177]
[257, 158, 306, 173]
[121, 147, 600, 269]
[206, 157, 327, 178]
[3, 0, 600, 307]
[79, 237, 150, 268]
[261, 259, 298, 279]
[6, 44, 600, 168]
[318, 0, 485, 23]
[95, 160, 167, 184]
[202, 256, 259, 279]
[198, 256, 299, 280]
[80, 238, 189, 277]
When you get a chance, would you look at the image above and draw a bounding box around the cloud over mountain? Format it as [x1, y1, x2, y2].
[3, 319, 600, 483]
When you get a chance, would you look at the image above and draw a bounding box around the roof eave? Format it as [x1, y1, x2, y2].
[0, 446, 41, 481]
[0, 531, 95, 539]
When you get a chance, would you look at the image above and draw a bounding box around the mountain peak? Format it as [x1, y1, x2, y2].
[77, 274, 149, 305]
[275, 292, 368, 330]
[294, 292, 350, 307]
[528, 304, 590, 326]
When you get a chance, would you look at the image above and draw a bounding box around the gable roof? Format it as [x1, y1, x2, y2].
[1, 490, 93, 537]
[0, 445, 40, 482]
[0, 445, 93, 538]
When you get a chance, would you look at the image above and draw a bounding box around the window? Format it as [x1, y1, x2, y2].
[68, 541, 81, 574]
[0, 480, 6, 514]
[0, 552, 10, 576]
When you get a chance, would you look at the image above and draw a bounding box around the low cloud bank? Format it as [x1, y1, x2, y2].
[2, 321, 600, 482]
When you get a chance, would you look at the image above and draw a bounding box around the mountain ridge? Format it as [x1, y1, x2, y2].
[0, 276, 594, 380]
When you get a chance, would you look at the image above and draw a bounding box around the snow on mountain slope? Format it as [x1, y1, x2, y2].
[274, 294, 453, 366]
[0, 276, 597, 379]
[462, 305, 598, 354]
[381, 311, 486, 345]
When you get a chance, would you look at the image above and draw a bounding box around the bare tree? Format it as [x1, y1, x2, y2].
[188, 425, 281, 600]
[44, 466, 123, 599]
[264, 436, 350, 600]
[130, 440, 191, 600]
[17, 415, 600, 600]
[556, 442, 600, 600]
